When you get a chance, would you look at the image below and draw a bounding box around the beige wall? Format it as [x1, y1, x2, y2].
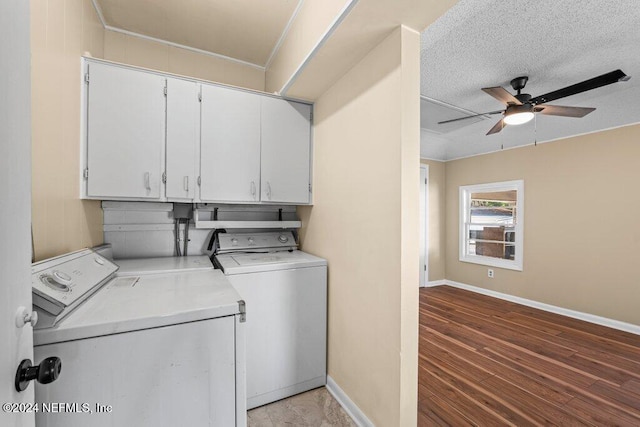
[265, 0, 348, 94]
[103, 31, 265, 91]
[421, 159, 446, 281]
[398, 26, 420, 426]
[31, 0, 105, 260]
[298, 26, 420, 426]
[445, 124, 640, 325]
[282, 0, 459, 101]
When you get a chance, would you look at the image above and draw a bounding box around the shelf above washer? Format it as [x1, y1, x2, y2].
[194, 219, 301, 229]
[193, 207, 301, 229]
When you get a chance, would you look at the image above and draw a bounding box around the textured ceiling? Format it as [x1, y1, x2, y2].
[420, 0, 640, 160]
[95, 0, 300, 66]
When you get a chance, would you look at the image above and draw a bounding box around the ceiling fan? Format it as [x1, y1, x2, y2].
[438, 70, 630, 135]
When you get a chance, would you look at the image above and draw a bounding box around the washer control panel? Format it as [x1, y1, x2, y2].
[32, 249, 118, 315]
[218, 231, 297, 253]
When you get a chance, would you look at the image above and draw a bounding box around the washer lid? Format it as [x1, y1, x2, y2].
[215, 250, 327, 275]
[33, 269, 242, 346]
[115, 256, 213, 276]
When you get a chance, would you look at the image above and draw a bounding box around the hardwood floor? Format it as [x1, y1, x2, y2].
[418, 286, 640, 426]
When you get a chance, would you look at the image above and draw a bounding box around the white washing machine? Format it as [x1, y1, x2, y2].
[31, 250, 246, 427]
[213, 231, 327, 409]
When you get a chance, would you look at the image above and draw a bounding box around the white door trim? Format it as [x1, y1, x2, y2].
[419, 165, 429, 287]
[0, 0, 35, 424]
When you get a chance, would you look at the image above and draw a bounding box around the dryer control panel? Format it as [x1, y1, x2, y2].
[32, 249, 118, 328]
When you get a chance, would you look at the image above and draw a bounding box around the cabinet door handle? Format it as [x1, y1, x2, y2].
[250, 181, 256, 200]
[184, 176, 189, 192]
[144, 172, 151, 191]
[266, 182, 272, 200]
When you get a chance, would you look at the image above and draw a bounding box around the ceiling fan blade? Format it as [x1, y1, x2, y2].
[486, 119, 505, 135]
[438, 110, 504, 125]
[529, 69, 629, 105]
[534, 105, 596, 118]
[482, 87, 523, 105]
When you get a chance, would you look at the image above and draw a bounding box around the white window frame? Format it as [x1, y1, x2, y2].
[459, 180, 524, 271]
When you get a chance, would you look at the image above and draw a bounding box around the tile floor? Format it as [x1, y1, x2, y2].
[247, 387, 356, 426]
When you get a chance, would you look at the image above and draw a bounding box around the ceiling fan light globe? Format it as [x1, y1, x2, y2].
[503, 111, 534, 125]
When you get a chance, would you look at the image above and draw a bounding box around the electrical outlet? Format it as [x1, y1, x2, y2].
[488, 269, 494, 278]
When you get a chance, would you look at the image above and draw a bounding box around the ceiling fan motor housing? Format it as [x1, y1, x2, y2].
[506, 104, 533, 115]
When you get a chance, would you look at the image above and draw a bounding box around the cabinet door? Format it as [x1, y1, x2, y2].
[86, 63, 165, 199]
[166, 78, 199, 200]
[200, 84, 261, 202]
[261, 97, 311, 204]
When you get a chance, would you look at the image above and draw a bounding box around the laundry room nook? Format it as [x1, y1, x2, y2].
[6, 0, 638, 426]
[8, 0, 456, 425]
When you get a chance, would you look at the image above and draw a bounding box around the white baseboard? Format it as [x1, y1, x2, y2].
[326, 375, 374, 427]
[434, 280, 640, 336]
[422, 279, 445, 288]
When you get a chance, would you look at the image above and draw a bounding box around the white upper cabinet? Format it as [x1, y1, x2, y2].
[86, 62, 166, 199]
[82, 60, 313, 204]
[200, 84, 261, 202]
[166, 78, 199, 201]
[260, 97, 312, 204]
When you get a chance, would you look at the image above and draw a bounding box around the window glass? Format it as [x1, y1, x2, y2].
[459, 182, 523, 270]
